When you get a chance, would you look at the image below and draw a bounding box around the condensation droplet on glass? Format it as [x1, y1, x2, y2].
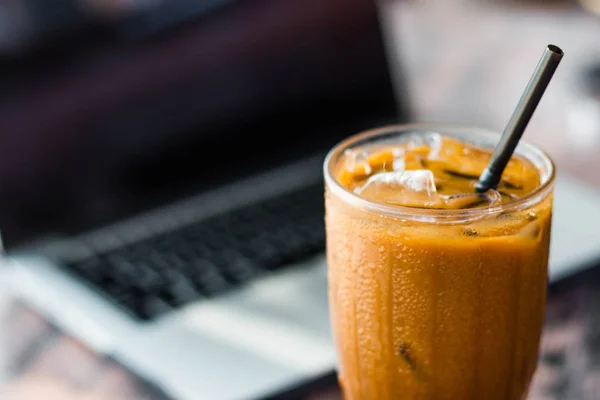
[526, 211, 538, 221]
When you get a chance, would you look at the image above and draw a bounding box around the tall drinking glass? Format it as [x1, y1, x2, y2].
[324, 123, 554, 400]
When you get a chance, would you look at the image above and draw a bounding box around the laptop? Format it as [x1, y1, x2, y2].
[2, 1, 600, 399]
[0, 1, 403, 399]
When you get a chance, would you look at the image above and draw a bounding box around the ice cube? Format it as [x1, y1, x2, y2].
[343, 149, 371, 176]
[405, 134, 424, 149]
[498, 190, 519, 203]
[405, 134, 432, 159]
[393, 157, 405, 171]
[360, 170, 436, 195]
[485, 190, 503, 206]
[423, 132, 443, 158]
[366, 148, 402, 171]
[357, 170, 439, 207]
[442, 190, 501, 209]
[519, 221, 541, 239]
[402, 170, 437, 194]
[443, 193, 488, 209]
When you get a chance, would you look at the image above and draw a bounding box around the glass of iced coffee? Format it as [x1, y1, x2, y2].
[324, 123, 554, 400]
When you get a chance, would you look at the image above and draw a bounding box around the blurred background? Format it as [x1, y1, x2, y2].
[0, 0, 405, 249]
[391, 0, 600, 182]
[3, 0, 600, 249]
[4, 0, 600, 399]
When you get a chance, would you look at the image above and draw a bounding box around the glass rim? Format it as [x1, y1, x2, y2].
[323, 122, 556, 222]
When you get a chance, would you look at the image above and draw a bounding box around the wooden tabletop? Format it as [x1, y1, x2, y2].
[4, 1, 600, 399]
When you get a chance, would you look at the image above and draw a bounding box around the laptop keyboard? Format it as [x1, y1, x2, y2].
[62, 183, 325, 320]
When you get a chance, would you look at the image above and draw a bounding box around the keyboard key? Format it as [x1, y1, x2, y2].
[188, 259, 229, 295]
[62, 183, 325, 320]
[75, 258, 107, 283]
[141, 297, 172, 319]
[168, 278, 200, 307]
[135, 263, 164, 292]
[215, 252, 259, 283]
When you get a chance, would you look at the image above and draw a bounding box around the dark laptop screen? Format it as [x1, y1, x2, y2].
[0, 0, 407, 247]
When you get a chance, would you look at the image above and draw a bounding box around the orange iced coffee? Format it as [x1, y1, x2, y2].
[324, 125, 554, 400]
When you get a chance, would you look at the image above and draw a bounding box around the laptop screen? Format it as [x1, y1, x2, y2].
[0, 0, 406, 248]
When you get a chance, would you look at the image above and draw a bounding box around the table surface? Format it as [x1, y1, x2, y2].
[4, 0, 600, 399]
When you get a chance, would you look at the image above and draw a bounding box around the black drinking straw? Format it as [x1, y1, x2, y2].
[475, 45, 564, 193]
